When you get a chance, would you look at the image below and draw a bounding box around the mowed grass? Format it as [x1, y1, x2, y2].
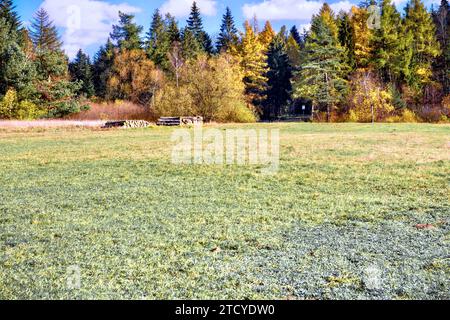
[0, 123, 449, 299]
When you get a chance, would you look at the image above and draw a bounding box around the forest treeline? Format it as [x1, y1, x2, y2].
[0, 0, 449, 122]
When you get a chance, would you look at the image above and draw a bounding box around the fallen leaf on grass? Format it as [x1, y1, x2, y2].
[414, 224, 435, 230]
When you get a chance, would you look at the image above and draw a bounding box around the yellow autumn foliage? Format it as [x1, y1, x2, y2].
[347, 71, 395, 122]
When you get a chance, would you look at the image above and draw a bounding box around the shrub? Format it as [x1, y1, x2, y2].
[346, 71, 394, 122]
[0, 88, 44, 119]
[154, 54, 256, 123]
[386, 109, 418, 123]
[216, 102, 257, 123]
[66, 101, 153, 121]
[347, 110, 358, 122]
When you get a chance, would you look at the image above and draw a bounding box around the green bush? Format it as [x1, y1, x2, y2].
[0, 89, 44, 119]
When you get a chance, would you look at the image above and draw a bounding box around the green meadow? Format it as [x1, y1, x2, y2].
[0, 123, 449, 299]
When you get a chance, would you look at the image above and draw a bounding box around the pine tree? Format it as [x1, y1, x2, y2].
[29, 8, 62, 52]
[166, 13, 180, 44]
[110, 11, 143, 50]
[186, 1, 203, 37]
[202, 32, 214, 54]
[69, 49, 95, 97]
[350, 6, 373, 69]
[19, 28, 34, 59]
[404, 0, 441, 90]
[181, 27, 201, 60]
[259, 21, 276, 48]
[289, 25, 303, 47]
[293, 5, 348, 121]
[286, 33, 302, 71]
[0, 18, 35, 97]
[237, 21, 269, 107]
[432, 0, 450, 93]
[146, 9, 170, 69]
[216, 7, 238, 53]
[0, 0, 20, 33]
[185, 1, 212, 54]
[264, 30, 293, 119]
[338, 11, 356, 71]
[371, 0, 408, 84]
[93, 39, 115, 98]
[319, 3, 339, 41]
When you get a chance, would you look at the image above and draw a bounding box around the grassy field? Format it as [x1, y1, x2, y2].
[0, 123, 449, 299]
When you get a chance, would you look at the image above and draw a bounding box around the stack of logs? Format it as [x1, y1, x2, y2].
[157, 117, 203, 126]
[103, 120, 151, 129]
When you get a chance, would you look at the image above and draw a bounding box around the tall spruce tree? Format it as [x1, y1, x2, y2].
[371, 0, 408, 85]
[238, 20, 269, 108]
[293, 5, 348, 121]
[289, 25, 303, 47]
[186, 1, 211, 53]
[432, 0, 450, 93]
[110, 11, 143, 50]
[29, 8, 62, 52]
[404, 0, 441, 90]
[93, 38, 115, 98]
[0, 0, 20, 33]
[28, 8, 68, 80]
[0, 18, 35, 98]
[264, 28, 293, 119]
[350, 6, 373, 69]
[216, 7, 238, 53]
[27, 8, 84, 118]
[338, 11, 356, 71]
[146, 9, 170, 69]
[181, 27, 202, 60]
[69, 49, 95, 97]
[259, 21, 276, 48]
[166, 13, 180, 43]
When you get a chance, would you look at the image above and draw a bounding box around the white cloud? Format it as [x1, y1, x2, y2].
[242, 0, 353, 21]
[40, 0, 141, 58]
[160, 0, 217, 17]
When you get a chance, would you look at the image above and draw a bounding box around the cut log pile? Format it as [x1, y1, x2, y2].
[103, 120, 152, 129]
[157, 117, 203, 126]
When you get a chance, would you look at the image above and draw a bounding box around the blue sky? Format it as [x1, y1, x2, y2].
[13, 0, 431, 59]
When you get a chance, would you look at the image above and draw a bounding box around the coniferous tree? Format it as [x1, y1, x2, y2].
[293, 5, 348, 121]
[264, 28, 293, 119]
[0, 18, 35, 97]
[93, 38, 115, 98]
[290, 25, 303, 47]
[202, 32, 214, 54]
[404, 0, 441, 90]
[0, 0, 20, 33]
[259, 21, 276, 48]
[146, 9, 170, 69]
[371, 0, 408, 85]
[350, 6, 373, 69]
[338, 11, 356, 71]
[110, 11, 143, 50]
[69, 49, 95, 97]
[181, 27, 202, 60]
[28, 8, 84, 117]
[286, 33, 302, 71]
[186, 1, 203, 37]
[216, 7, 238, 53]
[319, 3, 339, 40]
[432, 0, 450, 93]
[29, 8, 62, 52]
[186, 1, 211, 53]
[166, 13, 180, 44]
[19, 28, 34, 59]
[237, 20, 269, 108]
